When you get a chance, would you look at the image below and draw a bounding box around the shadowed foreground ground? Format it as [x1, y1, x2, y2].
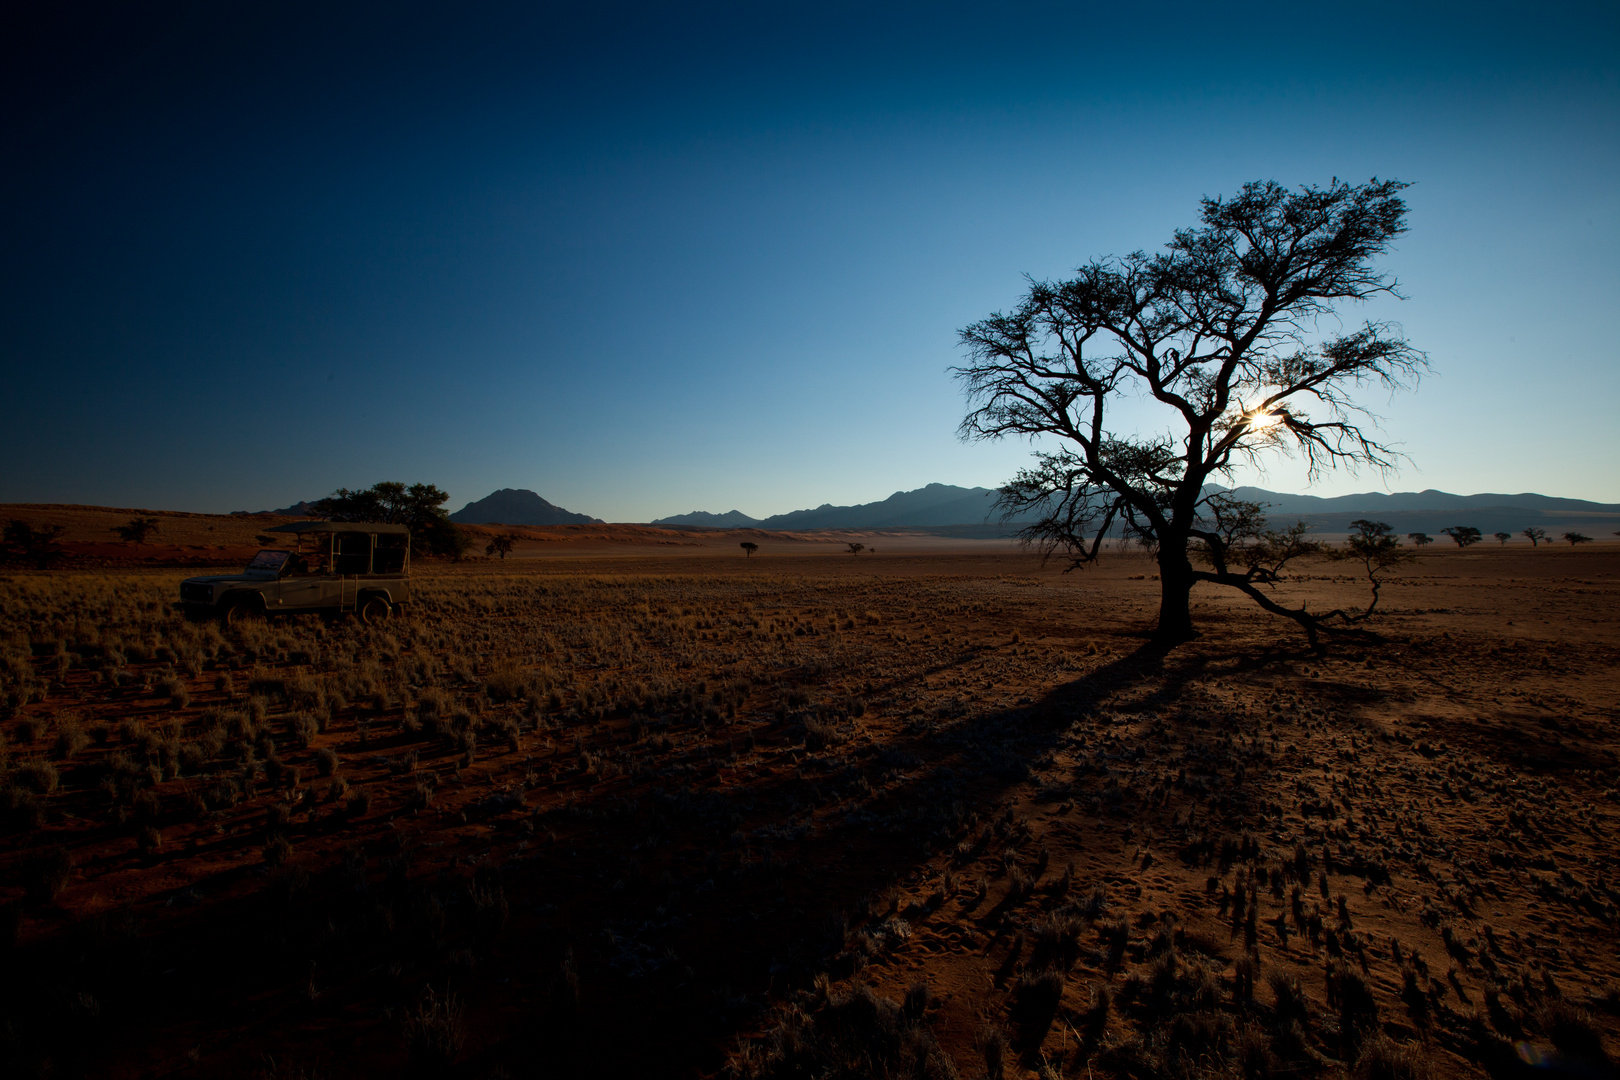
[1, 545, 1616, 1077]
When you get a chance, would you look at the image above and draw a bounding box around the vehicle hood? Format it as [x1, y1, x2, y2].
[183, 572, 277, 585]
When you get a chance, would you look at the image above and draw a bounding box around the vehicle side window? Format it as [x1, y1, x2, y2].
[374, 534, 407, 574]
[334, 533, 373, 575]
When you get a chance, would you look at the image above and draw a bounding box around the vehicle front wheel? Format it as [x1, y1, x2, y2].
[358, 596, 391, 625]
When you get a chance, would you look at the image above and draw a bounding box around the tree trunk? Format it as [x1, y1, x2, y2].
[1155, 548, 1197, 642]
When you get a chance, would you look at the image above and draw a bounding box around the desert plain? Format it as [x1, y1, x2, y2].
[1, 508, 1617, 1079]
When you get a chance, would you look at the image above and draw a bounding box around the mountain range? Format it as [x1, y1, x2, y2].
[652, 483, 1620, 537]
[259, 483, 1620, 538]
[653, 484, 1011, 530]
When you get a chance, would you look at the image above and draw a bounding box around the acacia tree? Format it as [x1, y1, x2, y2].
[740, 541, 759, 557]
[1440, 526, 1481, 548]
[1563, 532, 1592, 546]
[3, 520, 66, 569]
[113, 516, 160, 546]
[1493, 531, 1512, 546]
[313, 482, 468, 558]
[1408, 532, 1433, 547]
[1332, 519, 1418, 619]
[1522, 527, 1546, 547]
[484, 534, 519, 559]
[955, 179, 1424, 643]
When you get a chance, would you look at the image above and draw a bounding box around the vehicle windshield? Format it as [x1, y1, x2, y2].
[246, 549, 291, 574]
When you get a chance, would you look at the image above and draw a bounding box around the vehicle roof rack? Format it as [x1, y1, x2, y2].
[264, 521, 410, 535]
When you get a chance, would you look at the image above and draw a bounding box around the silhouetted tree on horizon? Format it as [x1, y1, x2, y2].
[740, 541, 758, 557]
[846, 542, 865, 555]
[1407, 532, 1433, 547]
[1330, 519, 1419, 620]
[1521, 527, 1545, 547]
[1441, 526, 1481, 548]
[313, 482, 468, 558]
[1563, 532, 1592, 546]
[1493, 531, 1512, 546]
[3, 520, 66, 569]
[485, 534, 519, 560]
[955, 178, 1425, 643]
[113, 516, 160, 546]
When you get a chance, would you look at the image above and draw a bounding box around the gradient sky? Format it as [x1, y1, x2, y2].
[4, 1, 1617, 520]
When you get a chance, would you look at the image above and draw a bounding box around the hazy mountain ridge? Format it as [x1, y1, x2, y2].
[654, 483, 1620, 536]
[1214, 486, 1620, 516]
[652, 510, 763, 528]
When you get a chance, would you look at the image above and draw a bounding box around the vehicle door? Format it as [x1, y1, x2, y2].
[333, 532, 374, 611]
[275, 540, 338, 610]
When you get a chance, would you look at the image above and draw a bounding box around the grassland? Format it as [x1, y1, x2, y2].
[1, 544, 1617, 1078]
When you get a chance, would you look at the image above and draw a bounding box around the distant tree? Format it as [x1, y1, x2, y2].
[3, 520, 67, 569]
[740, 541, 758, 558]
[1440, 526, 1482, 548]
[1493, 531, 1512, 546]
[846, 542, 865, 555]
[1407, 532, 1433, 548]
[113, 516, 160, 546]
[1563, 532, 1593, 546]
[484, 534, 518, 560]
[313, 482, 469, 558]
[1329, 519, 1420, 620]
[1521, 527, 1546, 547]
[954, 178, 1424, 643]
[1189, 500, 1324, 628]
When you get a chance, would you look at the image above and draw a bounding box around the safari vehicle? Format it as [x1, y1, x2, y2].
[177, 521, 410, 625]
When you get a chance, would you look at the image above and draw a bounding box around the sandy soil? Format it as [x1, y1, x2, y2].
[1, 540, 1616, 1078]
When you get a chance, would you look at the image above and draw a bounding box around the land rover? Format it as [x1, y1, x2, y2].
[177, 521, 410, 625]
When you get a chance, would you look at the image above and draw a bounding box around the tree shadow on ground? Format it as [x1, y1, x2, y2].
[5, 636, 1333, 1078]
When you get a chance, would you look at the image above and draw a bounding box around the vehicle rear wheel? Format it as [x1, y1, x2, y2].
[358, 595, 391, 625]
[222, 597, 263, 627]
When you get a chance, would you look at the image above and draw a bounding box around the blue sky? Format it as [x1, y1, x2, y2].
[4, 1, 1617, 520]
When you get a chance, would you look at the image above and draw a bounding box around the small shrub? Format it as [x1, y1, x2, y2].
[1534, 998, 1610, 1065]
[1270, 972, 1309, 1024]
[346, 787, 371, 817]
[54, 721, 89, 759]
[1029, 912, 1084, 972]
[975, 1023, 1009, 1080]
[264, 835, 292, 868]
[402, 986, 465, 1074]
[2, 785, 44, 831]
[136, 824, 162, 854]
[314, 748, 338, 777]
[288, 712, 319, 749]
[1011, 968, 1065, 1027]
[1353, 1032, 1433, 1080]
[483, 663, 529, 703]
[24, 845, 73, 904]
[405, 782, 433, 814]
[12, 759, 59, 794]
[1328, 960, 1381, 1051]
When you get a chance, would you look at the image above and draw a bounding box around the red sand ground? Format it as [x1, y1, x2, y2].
[1, 528, 1616, 1078]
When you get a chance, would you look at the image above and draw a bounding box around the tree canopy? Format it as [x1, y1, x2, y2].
[955, 178, 1425, 642]
[3, 520, 66, 569]
[312, 482, 468, 558]
[1440, 526, 1481, 548]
